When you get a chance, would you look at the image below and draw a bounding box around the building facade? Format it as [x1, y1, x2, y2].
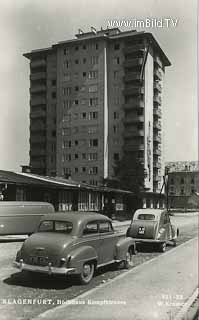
[166, 161, 199, 208]
[24, 27, 170, 192]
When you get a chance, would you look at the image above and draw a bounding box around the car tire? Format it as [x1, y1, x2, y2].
[78, 262, 95, 285]
[123, 248, 134, 269]
[159, 242, 166, 252]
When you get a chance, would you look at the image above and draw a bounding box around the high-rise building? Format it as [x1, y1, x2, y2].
[24, 27, 171, 192]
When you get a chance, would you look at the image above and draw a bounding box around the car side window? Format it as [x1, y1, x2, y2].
[163, 214, 169, 224]
[83, 221, 98, 235]
[99, 221, 113, 233]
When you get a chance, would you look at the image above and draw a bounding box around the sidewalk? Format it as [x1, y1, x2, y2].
[34, 236, 198, 320]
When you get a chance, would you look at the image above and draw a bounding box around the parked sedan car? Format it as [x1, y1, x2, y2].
[14, 212, 136, 284]
[126, 209, 179, 252]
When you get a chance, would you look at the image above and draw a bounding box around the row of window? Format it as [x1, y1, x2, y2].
[63, 84, 98, 96]
[170, 178, 196, 185]
[63, 98, 98, 109]
[63, 43, 120, 55]
[62, 139, 98, 148]
[63, 167, 98, 175]
[63, 153, 98, 161]
[63, 56, 99, 67]
[62, 124, 120, 136]
[63, 70, 98, 81]
[169, 188, 196, 195]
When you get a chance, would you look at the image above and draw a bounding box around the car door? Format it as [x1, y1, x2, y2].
[162, 212, 171, 240]
[98, 220, 118, 265]
[82, 220, 103, 263]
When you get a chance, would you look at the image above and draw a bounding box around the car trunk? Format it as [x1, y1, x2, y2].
[129, 220, 158, 239]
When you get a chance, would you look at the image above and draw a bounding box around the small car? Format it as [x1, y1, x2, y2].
[126, 209, 179, 252]
[13, 212, 136, 284]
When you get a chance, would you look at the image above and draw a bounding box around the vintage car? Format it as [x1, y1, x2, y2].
[14, 212, 136, 284]
[126, 209, 179, 252]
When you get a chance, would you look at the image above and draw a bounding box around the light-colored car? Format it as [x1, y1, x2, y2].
[126, 209, 179, 252]
[14, 212, 136, 284]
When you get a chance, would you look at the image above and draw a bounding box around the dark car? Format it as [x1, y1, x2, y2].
[126, 209, 179, 252]
[14, 212, 136, 284]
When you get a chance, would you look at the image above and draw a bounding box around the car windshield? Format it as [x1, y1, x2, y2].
[137, 214, 155, 220]
[38, 220, 73, 234]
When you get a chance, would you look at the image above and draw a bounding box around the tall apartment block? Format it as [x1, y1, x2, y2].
[24, 27, 171, 192]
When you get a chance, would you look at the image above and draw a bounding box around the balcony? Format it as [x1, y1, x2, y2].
[153, 174, 162, 182]
[30, 97, 46, 106]
[123, 144, 144, 152]
[123, 86, 144, 96]
[30, 110, 46, 119]
[153, 134, 161, 143]
[154, 56, 163, 69]
[123, 130, 144, 138]
[31, 59, 46, 69]
[153, 121, 161, 130]
[154, 82, 162, 92]
[123, 115, 144, 125]
[153, 161, 161, 169]
[123, 72, 142, 82]
[30, 72, 46, 81]
[153, 148, 161, 156]
[30, 123, 46, 132]
[30, 149, 46, 157]
[154, 68, 162, 80]
[123, 44, 145, 54]
[154, 95, 162, 105]
[124, 58, 143, 68]
[123, 99, 144, 110]
[30, 85, 46, 94]
[30, 136, 46, 143]
[153, 108, 162, 118]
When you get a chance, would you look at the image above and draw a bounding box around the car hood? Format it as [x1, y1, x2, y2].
[21, 232, 76, 258]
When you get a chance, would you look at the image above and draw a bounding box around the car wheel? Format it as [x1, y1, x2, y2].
[159, 242, 166, 252]
[123, 248, 134, 269]
[172, 239, 177, 247]
[78, 262, 95, 285]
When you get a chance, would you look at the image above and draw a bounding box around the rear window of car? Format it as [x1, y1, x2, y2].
[38, 220, 73, 233]
[137, 214, 155, 220]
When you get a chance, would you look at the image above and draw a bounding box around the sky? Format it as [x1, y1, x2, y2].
[0, 0, 198, 171]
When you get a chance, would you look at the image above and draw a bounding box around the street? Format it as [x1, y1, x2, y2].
[0, 214, 198, 320]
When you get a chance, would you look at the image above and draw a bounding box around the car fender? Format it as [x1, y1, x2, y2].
[67, 246, 98, 273]
[171, 225, 179, 239]
[115, 237, 136, 260]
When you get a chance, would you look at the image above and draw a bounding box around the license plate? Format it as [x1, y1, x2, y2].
[138, 227, 145, 235]
[30, 256, 48, 266]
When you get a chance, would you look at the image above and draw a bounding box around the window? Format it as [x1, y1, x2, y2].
[75, 167, 78, 173]
[191, 178, 195, 184]
[96, 43, 99, 50]
[114, 71, 119, 79]
[75, 59, 79, 64]
[64, 48, 69, 55]
[89, 167, 98, 175]
[89, 139, 98, 147]
[83, 222, 98, 235]
[113, 125, 119, 133]
[114, 43, 120, 50]
[89, 112, 98, 120]
[75, 86, 79, 91]
[82, 167, 86, 173]
[63, 73, 70, 81]
[52, 92, 56, 99]
[99, 221, 113, 233]
[38, 220, 73, 234]
[88, 71, 98, 79]
[52, 130, 56, 137]
[75, 154, 78, 159]
[89, 98, 98, 106]
[180, 188, 185, 195]
[88, 126, 98, 134]
[63, 60, 69, 68]
[83, 58, 87, 64]
[180, 178, 185, 184]
[82, 153, 86, 159]
[89, 85, 98, 93]
[90, 56, 99, 64]
[75, 140, 78, 146]
[74, 100, 79, 105]
[113, 57, 120, 64]
[62, 154, 71, 162]
[114, 111, 119, 119]
[75, 46, 79, 51]
[170, 178, 174, 185]
[114, 153, 119, 161]
[83, 72, 87, 77]
[138, 214, 155, 221]
[83, 44, 87, 50]
[81, 112, 87, 119]
[81, 99, 86, 105]
[62, 128, 71, 136]
[51, 79, 56, 86]
[63, 87, 71, 96]
[88, 153, 98, 161]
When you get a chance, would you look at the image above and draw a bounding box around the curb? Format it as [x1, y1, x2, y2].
[174, 288, 199, 320]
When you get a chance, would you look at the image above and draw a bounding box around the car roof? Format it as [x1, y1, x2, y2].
[40, 211, 112, 224]
[133, 209, 167, 220]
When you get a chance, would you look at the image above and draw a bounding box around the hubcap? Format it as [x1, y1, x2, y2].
[83, 264, 91, 278]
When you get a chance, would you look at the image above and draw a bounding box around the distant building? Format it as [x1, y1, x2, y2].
[24, 27, 171, 194]
[166, 161, 199, 209]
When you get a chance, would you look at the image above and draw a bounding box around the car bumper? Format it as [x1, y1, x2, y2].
[13, 261, 75, 275]
[132, 238, 165, 243]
